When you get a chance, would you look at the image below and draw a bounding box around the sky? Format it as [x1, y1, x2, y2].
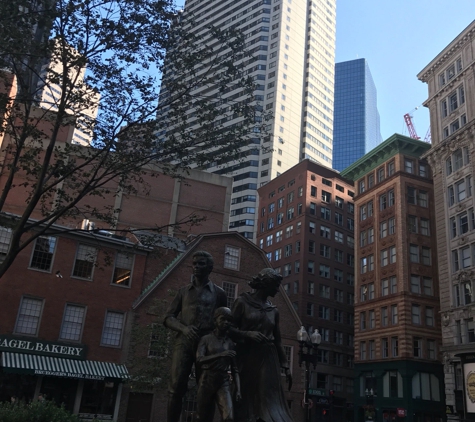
[335, 0, 474, 141]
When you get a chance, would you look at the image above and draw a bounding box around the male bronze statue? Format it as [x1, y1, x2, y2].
[164, 251, 227, 422]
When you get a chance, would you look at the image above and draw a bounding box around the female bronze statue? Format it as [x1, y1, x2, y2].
[232, 268, 293, 422]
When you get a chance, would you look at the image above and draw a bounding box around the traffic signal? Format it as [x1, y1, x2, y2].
[329, 390, 334, 396]
[322, 409, 327, 416]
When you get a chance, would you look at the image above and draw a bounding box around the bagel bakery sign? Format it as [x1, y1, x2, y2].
[0, 335, 86, 359]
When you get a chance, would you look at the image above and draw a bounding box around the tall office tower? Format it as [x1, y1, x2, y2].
[35, 44, 100, 146]
[257, 159, 356, 420]
[418, 21, 475, 421]
[159, 0, 336, 239]
[341, 134, 444, 422]
[333, 59, 382, 172]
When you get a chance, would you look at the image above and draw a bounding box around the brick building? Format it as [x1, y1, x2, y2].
[341, 134, 445, 422]
[418, 20, 475, 421]
[0, 227, 147, 419]
[256, 159, 356, 421]
[126, 231, 304, 422]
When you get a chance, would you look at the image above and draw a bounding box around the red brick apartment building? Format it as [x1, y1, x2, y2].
[256, 159, 356, 421]
[341, 134, 444, 422]
[126, 231, 305, 422]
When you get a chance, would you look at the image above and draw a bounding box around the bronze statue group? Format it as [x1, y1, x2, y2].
[164, 251, 294, 422]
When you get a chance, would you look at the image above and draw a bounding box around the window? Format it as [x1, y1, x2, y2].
[388, 160, 395, 176]
[405, 158, 414, 174]
[320, 225, 330, 239]
[426, 307, 434, 326]
[224, 245, 240, 270]
[410, 244, 419, 263]
[363, 341, 373, 361]
[421, 247, 431, 265]
[335, 197, 344, 208]
[381, 307, 388, 327]
[294, 260, 300, 274]
[334, 269, 343, 282]
[427, 340, 436, 360]
[309, 222, 316, 233]
[421, 218, 430, 235]
[285, 225, 293, 238]
[0, 227, 12, 259]
[322, 190, 331, 203]
[413, 338, 422, 358]
[112, 252, 134, 286]
[60, 304, 86, 341]
[308, 280, 314, 295]
[334, 331, 343, 345]
[391, 305, 398, 324]
[293, 281, 299, 294]
[368, 173, 374, 188]
[412, 305, 421, 324]
[335, 212, 343, 226]
[359, 180, 365, 194]
[222, 282, 238, 308]
[368, 228, 374, 244]
[306, 302, 314, 316]
[309, 240, 316, 253]
[276, 231, 282, 242]
[423, 277, 433, 295]
[411, 275, 421, 294]
[30, 236, 57, 272]
[335, 289, 343, 303]
[380, 221, 388, 238]
[15, 297, 44, 336]
[383, 371, 402, 398]
[360, 342, 366, 360]
[319, 284, 330, 298]
[391, 337, 399, 357]
[274, 248, 282, 261]
[369, 310, 375, 328]
[310, 186, 317, 197]
[101, 311, 125, 347]
[408, 215, 418, 233]
[408, 187, 416, 204]
[266, 235, 273, 247]
[308, 260, 314, 274]
[390, 276, 397, 293]
[360, 312, 366, 330]
[382, 279, 389, 296]
[319, 264, 330, 278]
[319, 306, 330, 320]
[335, 231, 343, 243]
[321, 207, 330, 220]
[320, 244, 330, 258]
[335, 249, 343, 263]
[382, 338, 389, 358]
[73, 244, 97, 279]
[334, 309, 343, 323]
[378, 167, 385, 182]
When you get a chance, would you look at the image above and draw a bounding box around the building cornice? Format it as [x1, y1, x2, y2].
[417, 20, 475, 83]
[340, 134, 430, 182]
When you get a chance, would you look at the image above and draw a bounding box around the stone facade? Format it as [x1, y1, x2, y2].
[418, 20, 475, 420]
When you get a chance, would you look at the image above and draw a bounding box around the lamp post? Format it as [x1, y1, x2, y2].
[297, 326, 322, 422]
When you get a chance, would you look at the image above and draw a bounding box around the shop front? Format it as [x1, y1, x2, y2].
[0, 335, 128, 420]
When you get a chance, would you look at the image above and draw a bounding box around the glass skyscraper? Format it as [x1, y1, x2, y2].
[333, 58, 382, 172]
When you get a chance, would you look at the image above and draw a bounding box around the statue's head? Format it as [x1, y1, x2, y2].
[192, 250, 214, 275]
[249, 268, 283, 295]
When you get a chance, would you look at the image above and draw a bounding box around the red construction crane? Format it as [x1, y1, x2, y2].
[403, 112, 420, 140]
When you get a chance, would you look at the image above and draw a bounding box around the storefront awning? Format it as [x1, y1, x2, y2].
[1, 352, 129, 381]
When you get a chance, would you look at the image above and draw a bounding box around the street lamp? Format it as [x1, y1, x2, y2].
[297, 326, 322, 422]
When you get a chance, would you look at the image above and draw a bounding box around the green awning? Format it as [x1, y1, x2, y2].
[1, 352, 128, 381]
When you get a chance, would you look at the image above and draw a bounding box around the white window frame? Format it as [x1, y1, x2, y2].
[14, 296, 44, 336]
[224, 245, 241, 270]
[59, 304, 86, 342]
[101, 310, 126, 347]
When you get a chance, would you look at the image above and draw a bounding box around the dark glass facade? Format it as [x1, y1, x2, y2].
[333, 59, 382, 172]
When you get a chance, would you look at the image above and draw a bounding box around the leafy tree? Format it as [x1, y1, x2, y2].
[0, 0, 268, 277]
